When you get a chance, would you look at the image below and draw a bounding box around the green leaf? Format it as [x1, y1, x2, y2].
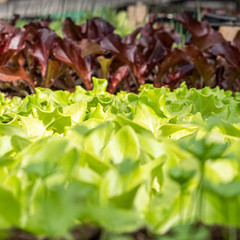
[138, 134, 165, 159]
[115, 158, 138, 175]
[0, 124, 27, 137]
[20, 137, 68, 178]
[204, 179, 240, 199]
[11, 135, 31, 152]
[179, 132, 228, 161]
[159, 224, 209, 240]
[63, 101, 87, 123]
[134, 101, 168, 134]
[71, 124, 90, 136]
[87, 205, 143, 233]
[99, 169, 122, 203]
[110, 185, 140, 209]
[168, 167, 196, 186]
[19, 116, 49, 137]
[0, 186, 20, 226]
[26, 181, 95, 237]
[189, 88, 224, 118]
[84, 122, 114, 158]
[159, 124, 197, 138]
[0, 136, 13, 158]
[36, 107, 72, 133]
[97, 56, 113, 79]
[115, 115, 153, 137]
[79, 150, 109, 174]
[92, 77, 108, 94]
[103, 126, 140, 164]
[0, 152, 14, 167]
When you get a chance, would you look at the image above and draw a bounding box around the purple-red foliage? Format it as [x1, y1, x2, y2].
[1, 12, 240, 95]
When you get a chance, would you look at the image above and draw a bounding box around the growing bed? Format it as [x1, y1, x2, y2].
[0, 11, 240, 240]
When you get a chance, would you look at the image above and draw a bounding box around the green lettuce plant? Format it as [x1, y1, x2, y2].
[0, 79, 240, 239]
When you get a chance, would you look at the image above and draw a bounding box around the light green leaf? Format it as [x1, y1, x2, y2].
[0, 186, 20, 226]
[63, 101, 87, 123]
[92, 77, 108, 94]
[11, 135, 31, 152]
[87, 205, 144, 233]
[0, 124, 27, 137]
[103, 126, 140, 164]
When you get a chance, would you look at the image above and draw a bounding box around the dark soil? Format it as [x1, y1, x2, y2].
[2, 225, 240, 240]
[208, 225, 240, 240]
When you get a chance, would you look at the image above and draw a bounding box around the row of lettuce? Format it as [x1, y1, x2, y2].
[1, 78, 240, 238]
[1, 11, 240, 97]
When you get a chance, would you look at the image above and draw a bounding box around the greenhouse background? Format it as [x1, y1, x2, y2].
[0, 0, 239, 19]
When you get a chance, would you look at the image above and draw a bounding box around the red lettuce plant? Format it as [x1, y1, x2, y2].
[155, 12, 240, 92]
[0, 15, 182, 95]
[0, 12, 240, 96]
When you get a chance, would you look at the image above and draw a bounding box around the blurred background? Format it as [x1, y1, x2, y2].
[0, 0, 239, 19]
[0, 0, 240, 42]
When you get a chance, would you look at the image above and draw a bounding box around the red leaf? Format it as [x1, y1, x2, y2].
[210, 42, 240, 68]
[175, 12, 209, 38]
[53, 38, 92, 90]
[233, 31, 240, 50]
[0, 19, 15, 34]
[156, 45, 215, 87]
[24, 20, 50, 44]
[155, 28, 182, 49]
[101, 33, 137, 65]
[62, 17, 115, 43]
[123, 27, 142, 44]
[83, 17, 115, 42]
[183, 45, 215, 83]
[0, 30, 25, 65]
[155, 48, 188, 84]
[175, 12, 224, 50]
[135, 37, 165, 76]
[62, 18, 83, 41]
[191, 28, 224, 50]
[28, 28, 59, 77]
[108, 65, 130, 93]
[168, 64, 194, 81]
[79, 39, 104, 58]
[0, 66, 35, 87]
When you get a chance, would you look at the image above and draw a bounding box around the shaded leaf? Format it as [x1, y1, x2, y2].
[62, 17, 83, 41]
[45, 60, 61, 88]
[101, 33, 136, 64]
[0, 66, 35, 87]
[83, 17, 115, 42]
[210, 42, 240, 68]
[80, 39, 104, 58]
[175, 12, 209, 38]
[175, 12, 224, 50]
[53, 38, 92, 89]
[28, 28, 59, 76]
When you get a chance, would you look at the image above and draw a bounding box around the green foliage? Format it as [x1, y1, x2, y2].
[16, 8, 133, 38]
[1, 79, 240, 238]
[159, 224, 210, 240]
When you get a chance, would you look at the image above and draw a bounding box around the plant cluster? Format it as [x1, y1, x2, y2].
[1, 12, 240, 97]
[0, 78, 240, 239]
